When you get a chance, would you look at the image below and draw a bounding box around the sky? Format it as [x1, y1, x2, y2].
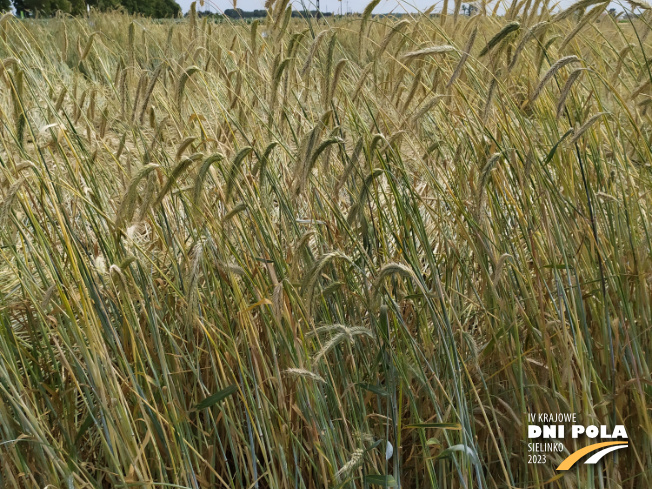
[177, 0, 465, 14]
[176, 0, 626, 15]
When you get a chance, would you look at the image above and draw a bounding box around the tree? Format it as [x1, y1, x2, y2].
[0, 0, 10, 11]
[153, 0, 180, 17]
[70, 0, 86, 14]
[13, 0, 181, 17]
[86, 0, 121, 11]
[13, 0, 74, 16]
[120, 0, 180, 17]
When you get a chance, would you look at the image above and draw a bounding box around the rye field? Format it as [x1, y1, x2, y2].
[0, 2, 650, 488]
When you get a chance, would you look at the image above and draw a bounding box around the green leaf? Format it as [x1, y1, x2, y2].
[194, 385, 237, 411]
[74, 412, 95, 444]
[364, 474, 398, 487]
[357, 383, 388, 396]
[542, 128, 574, 165]
[436, 444, 479, 463]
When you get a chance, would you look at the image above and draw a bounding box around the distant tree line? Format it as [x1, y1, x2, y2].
[196, 8, 332, 19]
[1, 0, 181, 18]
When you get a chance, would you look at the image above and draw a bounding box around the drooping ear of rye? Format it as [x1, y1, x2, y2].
[152, 153, 204, 210]
[139, 63, 165, 123]
[9, 67, 26, 147]
[556, 68, 585, 118]
[193, 153, 224, 205]
[447, 28, 477, 87]
[359, 0, 381, 58]
[115, 163, 160, 230]
[176, 66, 200, 114]
[225, 147, 254, 202]
[479, 22, 520, 57]
[528, 55, 581, 106]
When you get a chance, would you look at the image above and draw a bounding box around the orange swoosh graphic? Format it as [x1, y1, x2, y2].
[557, 442, 628, 470]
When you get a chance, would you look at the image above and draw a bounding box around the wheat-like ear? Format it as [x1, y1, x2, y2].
[301, 29, 328, 77]
[99, 107, 108, 138]
[176, 137, 197, 162]
[529, 55, 581, 106]
[287, 30, 307, 60]
[329, 58, 348, 103]
[553, 0, 608, 22]
[118, 67, 128, 118]
[193, 153, 224, 205]
[80, 32, 99, 61]
[302, 252, 355, 315]
[252, 142, 278, 187]
[130, 72, 147, 123]
[225, 147, 254, 202]
[558, 4, 607, 51]
[0, 57, 19, 81]
[375, 19, 409, 60]
[0, 161, 34, 188]
[297, 137, 343, 195]
[189, 1, 197, 40]
[0, 176, 27, 227]
[335, 449, 365, 480]
[307, 323, 348, 338]
[447, 28, 477, 88]
[176, 66, 200, 113]
[611, 44, 633, 84]
[402, 45, 457, 61]
[135, 171, 157, 222]
[270, 0, 291, 34]
[492, 253, 513, 286]
[9, 67, 25, 146]
[402, 68, 422, 112]
[359, 0, 381, 56]
[312, 327, 374, 365]
[372, 262, 425, 309]
[283, 368, 326, 384]
[626, 0, 652, 12]
[271, 57, 292, 111]
[479, 153, 502, 189]
[85, 88, 95, 123]
[0, 12, 12, 42]
[569, 112, 610, 145]
[556, 68, 585, 119]
[139, 63, 165, 123]
[116, 163, 160, 229]
[630, 80, 652, 100]
[508, 21, 549, 72]
[479, 22, 520, 57]
[474, 152, 501, 217]
[128, 21, 135, 66]
[411, 94, 445, 124]
[153, 153, 204, 209]
[222, 203, 247, 223]
[249, 19, 259, 59]
[293, 122, 324, 191]
[271, 281, 284, 320]
[347, 168, 384, 225]
[335, 138, 363, 195]
[184, 237, 204, 325]
[54, 86, 67, 112]
[483, 75, 499, 122]
[277, 5, 293, 39]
